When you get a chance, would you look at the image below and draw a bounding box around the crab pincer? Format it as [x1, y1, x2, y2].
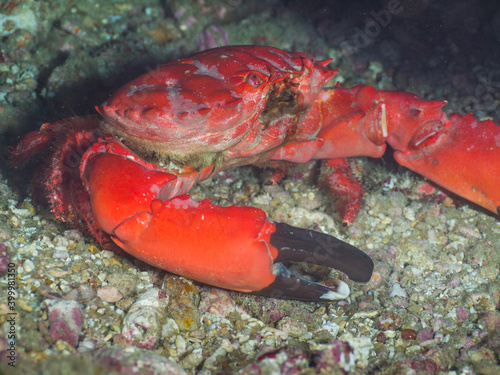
[257, 223, 373, 301]
[78, 139, 372, 302]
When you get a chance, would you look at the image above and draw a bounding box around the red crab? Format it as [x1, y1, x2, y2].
[11, 46, 500, 302]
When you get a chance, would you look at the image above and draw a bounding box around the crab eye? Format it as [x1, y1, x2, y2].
[245, 72, 264, 88]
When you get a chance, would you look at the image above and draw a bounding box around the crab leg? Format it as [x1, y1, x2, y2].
[80, 139, 373, 301]
[287, 85, 500, 217]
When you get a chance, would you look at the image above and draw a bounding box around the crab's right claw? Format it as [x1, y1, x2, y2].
[254, 223, 374, 301]
[82, 140, 373, 302]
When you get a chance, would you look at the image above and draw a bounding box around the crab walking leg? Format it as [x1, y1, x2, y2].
[81, 140, 374, 301]
[297, 85, 500, 216]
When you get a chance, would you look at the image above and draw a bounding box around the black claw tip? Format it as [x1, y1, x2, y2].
[270, 222, 374, 283]
[254, 223, 373, 302]
[254, 264, 350, 302]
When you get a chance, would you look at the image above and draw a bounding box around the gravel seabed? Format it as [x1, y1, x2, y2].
[0, 1, 499, 374]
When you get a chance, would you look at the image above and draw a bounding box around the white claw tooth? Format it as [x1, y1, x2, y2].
[320, 281, 350, 300]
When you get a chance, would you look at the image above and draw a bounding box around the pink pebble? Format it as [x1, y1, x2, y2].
[456, 306, 469, 320]
[0, 243, 11, 276]
[43, 300, 83, 347]
[358, 301, 380, 311]
[198, 289, 235, 317]
[97, 286, 123, 303]
[446, 276, 461, 289]
[416, 328, 434, 342]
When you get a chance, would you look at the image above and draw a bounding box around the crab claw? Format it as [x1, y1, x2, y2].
[254, 223, 374, 301]
[81, 139, 373, 302]
[391, 113, 500, 215]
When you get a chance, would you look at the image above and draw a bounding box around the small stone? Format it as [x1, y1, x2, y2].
[53, 250, 69, 259]
[19, 299, 33, 312]
[375, 332, 387, 343]
[116, 298, 134, 312]
[48, 269, 69, 277]
[482, 311, 500, 332]
[122, 288, 169, 349]
[377, 313, 401, 331]
[102, 257, 122, 267]
[72, 260, 87, 272]
[199, 288, 235, 317]
[260, 326, 288, 343]
[180, 347, 203, 369]
[0, 243, 11, 276]
[97, 286, 123, 303]
[162, 318, 180, 339]
[42, 299, 83, 347]
[314, 329, 335, 343]
[388, 282, 408, 299]
[23, 259, 35, 272]
[163, 276, 200, 331]
[202, 345, 228, 371]
[100, 250, 115, 258]
[416, 328, 434, 343]
[456, 306, 469, 321]
[64, 284, 96, 301]
[175, 335, 187, 351]
[0, 229, 12, 240]
[313, 341, 356, 370]
[277, 316, 308, 338]
[401, 329, 417, 340]
[55, 339, 74, 352]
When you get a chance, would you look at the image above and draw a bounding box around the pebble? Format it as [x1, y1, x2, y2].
[121, 288, 169, 349]
[319, 340, 356, 368]
[388, 282, 408, 299]
[53, 250, 69, 259]
[179, 347, 204, 369]
[97, 286, 123, 303]
[401, 329, 417, 340]
[162, 318, 180, 339]
[48, 268, 69, 277]
[175, 335, 187, 351]
[417, 328, 434, 343]
[23, 259, 35, 272]
[260, 326, 288, 344]
[55, 339, 75, 352]
[375, 332, 387, 343]
[163, 276, 200, 331]
[42, 299, 83, 347]
[202, 345, 228, 371]
[0, 229, 12, 240]
[18, 299, 33, 312]
[64, 284, 96, 301]
[277, 316, 308, 338]
[198, 288, 235, 317]
[100, 250, 115, 258]
[0, 243, 11, 276]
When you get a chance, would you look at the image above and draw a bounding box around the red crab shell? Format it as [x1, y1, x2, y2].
[97, 46, 337, 160]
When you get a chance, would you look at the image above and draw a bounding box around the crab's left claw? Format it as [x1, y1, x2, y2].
[308, 86, 500, 220]
[254, 222, 374, 301]
[391, 113, 500, 215]
[362, 89, 500, 215]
